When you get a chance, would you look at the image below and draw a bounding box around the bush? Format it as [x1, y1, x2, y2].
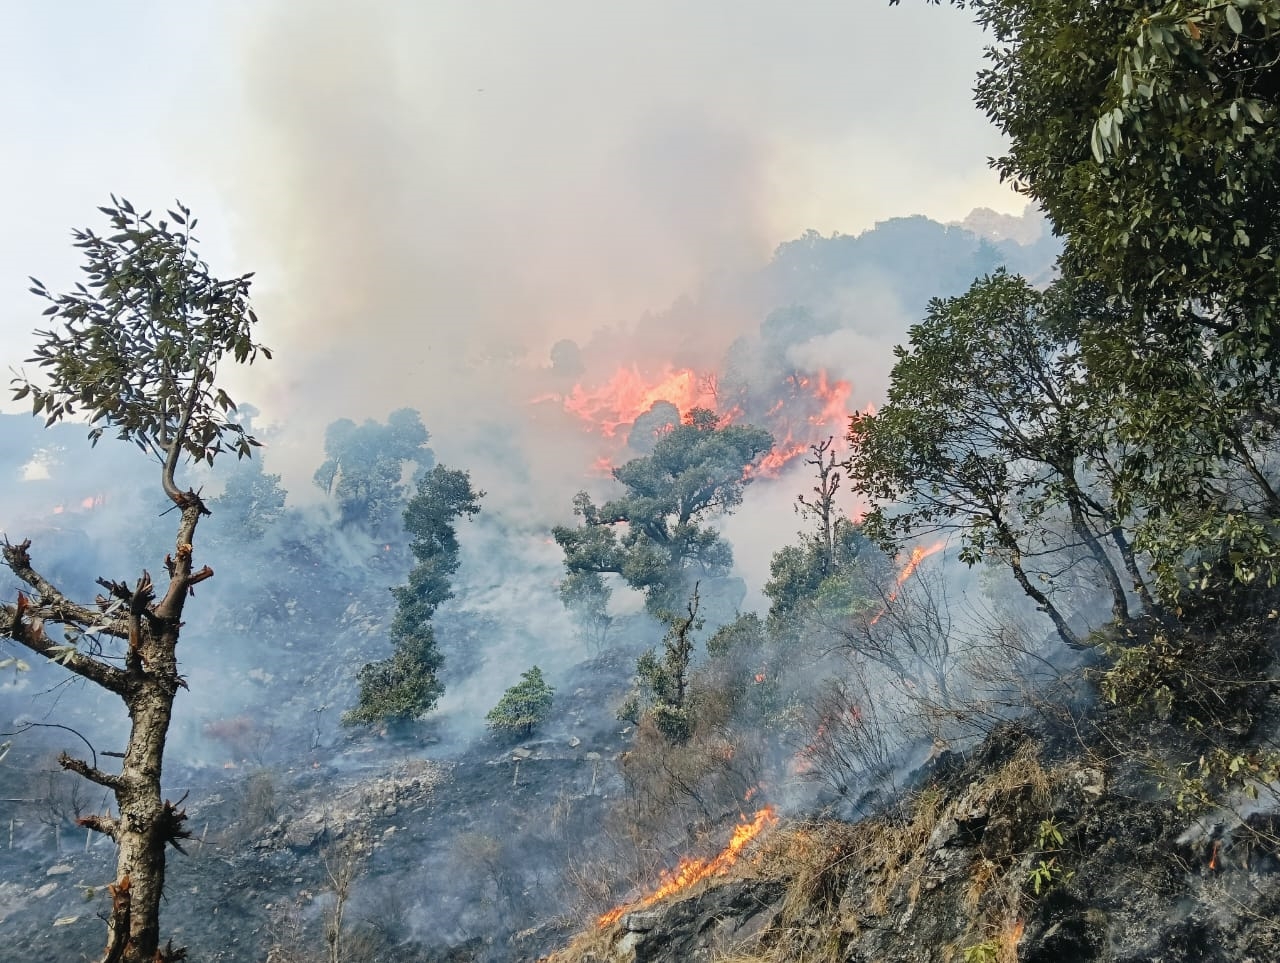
[487, 666, 555, 736]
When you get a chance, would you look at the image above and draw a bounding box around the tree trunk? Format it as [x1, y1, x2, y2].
[1064, 490, 1130, 623]
[102, 498, 204, 963]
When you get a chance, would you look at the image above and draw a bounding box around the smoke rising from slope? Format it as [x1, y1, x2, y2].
[202, 0, 1015, 487]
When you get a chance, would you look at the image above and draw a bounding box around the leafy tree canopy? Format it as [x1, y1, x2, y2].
[555, 408, 773, 616]
[486, 666, 555, 736]
[346, 465, 483, 726]
[16, 197, 268, 501]
[314, 408, 435, 536]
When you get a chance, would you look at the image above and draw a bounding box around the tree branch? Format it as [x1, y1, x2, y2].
[3, 540, 129, 639]
[3, 597, 131, 696]
[58, 751, 124, 790]
[77, 813, 120, 841]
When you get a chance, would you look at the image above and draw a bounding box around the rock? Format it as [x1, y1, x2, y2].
[623, 910, 660, 932]
[282, 814, 326, 849]
[569, 736, 581, 748]
[606, 880, 785, 963]
[31, 883, 57, 898]
[1067, 766, 1106, 798]
[45, 865, 72, 877]
[511, 747, 533, 761]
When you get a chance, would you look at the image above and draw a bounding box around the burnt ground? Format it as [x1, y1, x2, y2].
[0, 638, 645, 963]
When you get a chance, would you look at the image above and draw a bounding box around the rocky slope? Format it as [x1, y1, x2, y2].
[545, 616, 1280, 963]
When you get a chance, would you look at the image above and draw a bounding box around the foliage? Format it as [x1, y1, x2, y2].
[706, 611, 766, 658]
[765, 518, 878, 625]
[555, 408, 772, 617]
[846, 272, 1161, 645]
[765, 438, 886, 629]
[15, 198, 267, 484]
[345, 465, 483, 726]
[486, 665, 555, 736]
[210, 461, 287, 542]
[619, 590, 704, 743]
[314, 408, 435, 536]
[941, 0, 1280, 595]
[560, 569, 613, 651]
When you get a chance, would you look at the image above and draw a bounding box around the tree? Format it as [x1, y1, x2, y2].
[313, 408, 435, 538]
[846, 272, 1152, 647]
[913, 0, 1280, 594]
[345, 465, 483, 726]
[763, 438, 883, 628]
[554, 408, 773, 617]
[486, 666, 555, 736]
[2, 198, 268, 962]
[619, 589, 703, 744]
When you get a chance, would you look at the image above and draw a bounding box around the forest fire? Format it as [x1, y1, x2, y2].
[597, 807, 779, 928]
[51, 494, 107, 515]
[561, 364, 718, 438]
[548, 361, 856, 477]
[869, 540, 947, 625]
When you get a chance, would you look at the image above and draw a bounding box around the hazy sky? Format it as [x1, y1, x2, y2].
[0, 1, 1016, 470]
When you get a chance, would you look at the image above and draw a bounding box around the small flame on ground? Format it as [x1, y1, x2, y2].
[1006, 919, 1025, 950]
[1209, 839, 1220, 871]
[597, 807, 779, 928]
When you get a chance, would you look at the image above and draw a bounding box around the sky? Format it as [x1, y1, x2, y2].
[0, 1, 1019, 494]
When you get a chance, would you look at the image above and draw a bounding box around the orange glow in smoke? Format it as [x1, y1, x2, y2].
[597, 807, 779, 928]
[547, 363, 858, 478]
[561, 365, 716, 438]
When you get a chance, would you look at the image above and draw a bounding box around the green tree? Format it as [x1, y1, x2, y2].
[620, 589, 703, 743]
[846, 272, 1158, 646]
[912, 0, 1280, 593]
[764, 438, 883, 628]
[486, 666, 555, 736]
[554, 408, 773, 617]
[345, 465, 483, 726]
[314, 408, 435, 538]
[3, 198, 268, 963]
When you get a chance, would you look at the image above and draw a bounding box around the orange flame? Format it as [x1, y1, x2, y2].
[1209, 839, 1220, 871]
[1006, 919, 1025, 950]
[547, 363, 858, 478]
[869, 540, 946, 625]
[561, 364, 716, 438]
[598, 807, 778, 928]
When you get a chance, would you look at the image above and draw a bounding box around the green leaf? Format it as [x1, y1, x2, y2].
[1225, 3, 1243, 34]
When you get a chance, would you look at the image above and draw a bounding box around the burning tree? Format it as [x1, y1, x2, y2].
[554, 408, 772, 619]
[1, 198, 269, 962]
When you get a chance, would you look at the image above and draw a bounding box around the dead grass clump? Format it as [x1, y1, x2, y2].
[539, 924, 615, 963]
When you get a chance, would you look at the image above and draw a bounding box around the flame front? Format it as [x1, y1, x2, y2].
[598, 806, 779, 928]
[561, 364, 717, 438]
[547, 362, 857, 478]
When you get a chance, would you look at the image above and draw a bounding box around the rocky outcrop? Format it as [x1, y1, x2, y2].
[568, 719, 1280, 963]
